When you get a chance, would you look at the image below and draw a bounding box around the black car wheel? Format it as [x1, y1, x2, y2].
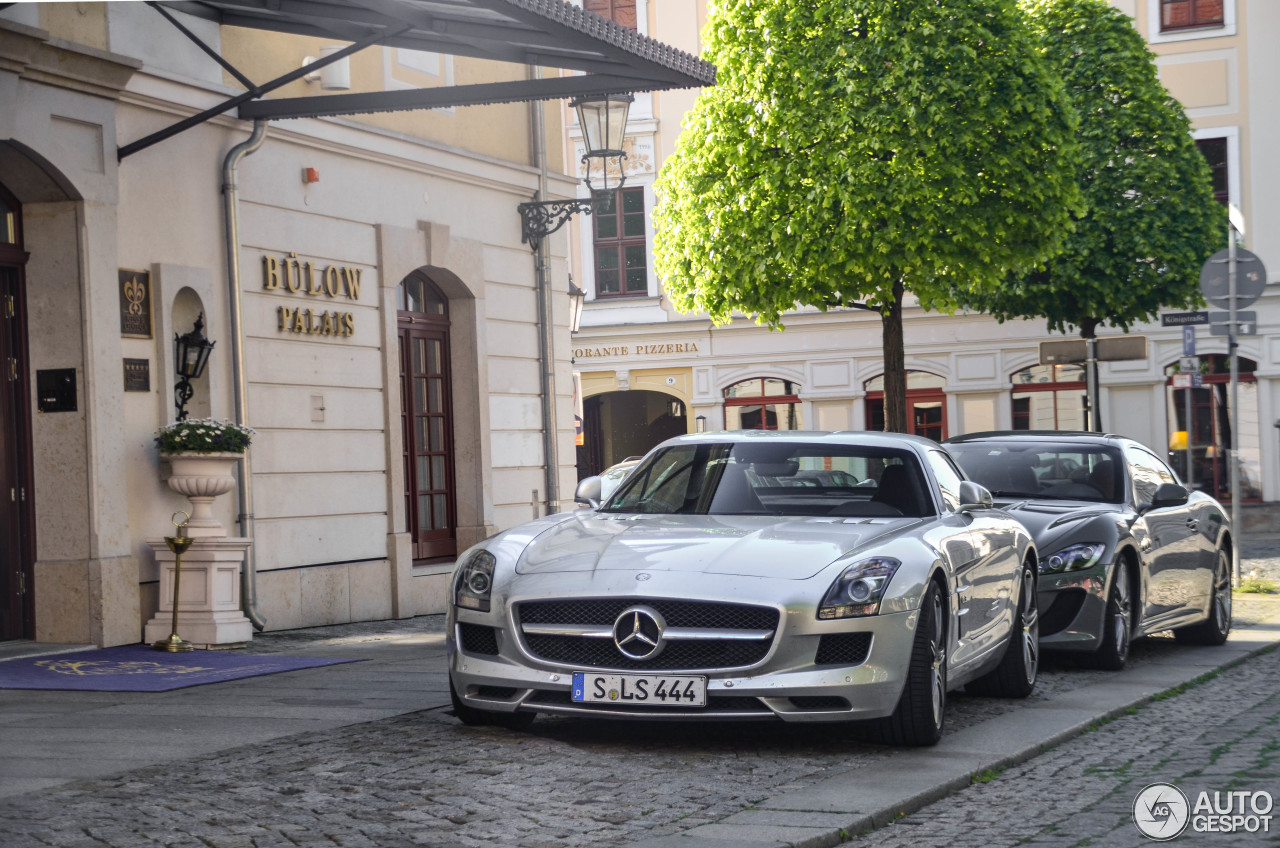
[967, 559, 1038, 698]
[873, 582, 946, 747]
[1087, 562, 1133, 670]
[1174, 548, 1232, 646]
[450, 678, 536, 730]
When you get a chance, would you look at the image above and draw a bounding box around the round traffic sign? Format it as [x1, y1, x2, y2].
[1200, 247, 1268, 309]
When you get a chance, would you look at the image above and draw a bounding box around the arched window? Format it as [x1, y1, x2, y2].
[1164, 354, 1260, 502]
[723, 377, 802, 430]
[865, 371, 946, 439]
[1010, 364, 1086, 431]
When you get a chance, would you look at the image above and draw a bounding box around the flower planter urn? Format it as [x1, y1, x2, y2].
[164, 452, 240, 537]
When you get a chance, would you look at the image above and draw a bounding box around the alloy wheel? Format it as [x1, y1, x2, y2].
[929, 591, 946, 727]
[1020, 566, 1039, 686]
[1214, 554, 1232, 638]
[1113, 566, 1131, 663]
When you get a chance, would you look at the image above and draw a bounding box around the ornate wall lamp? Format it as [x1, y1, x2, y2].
[519, 93, 634, 251]
[174, 313, 215, 421]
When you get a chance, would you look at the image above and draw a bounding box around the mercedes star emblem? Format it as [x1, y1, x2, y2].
[612, 605, 666, 660]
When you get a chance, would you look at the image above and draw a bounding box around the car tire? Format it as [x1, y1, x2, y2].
[966, 560, 1039, 698]
[872, 582, 946, 747]
[1085, 561, 1133, 671]
[450, 679, 536, 730]
[1174, 548, 1232, 647]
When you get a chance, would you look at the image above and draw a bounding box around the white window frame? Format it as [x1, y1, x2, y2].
[1191, 125, 1241, 211]
[1147, 0, 1236, 44]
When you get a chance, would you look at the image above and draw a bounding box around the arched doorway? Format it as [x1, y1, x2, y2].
[0, 181, 34, 641]
[397, 271, 456, 561]
[1165, 355, 1261, 502]
[865, 371, 946, 439]
[579, 390, 686, 477]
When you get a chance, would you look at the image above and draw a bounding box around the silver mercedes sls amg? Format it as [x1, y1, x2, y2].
[447, 431, 1040, 746]
[945, 431, 1233, 671]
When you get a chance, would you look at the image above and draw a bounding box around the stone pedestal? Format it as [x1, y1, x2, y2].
[143, 536, 254, 647]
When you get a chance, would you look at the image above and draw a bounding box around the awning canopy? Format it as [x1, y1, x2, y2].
[119, 0, 712, 159]
[162, 0, 714, 119]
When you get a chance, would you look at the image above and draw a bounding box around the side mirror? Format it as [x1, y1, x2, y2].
[575, 475, 603, 508]
[958, 480, 993, 513]
[1141, 482, 1189, 513]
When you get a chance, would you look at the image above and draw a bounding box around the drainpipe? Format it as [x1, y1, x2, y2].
[532, 68, 560, 516]
[221, 119, 268, 630]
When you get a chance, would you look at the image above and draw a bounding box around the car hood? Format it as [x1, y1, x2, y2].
[513, 512, 922, 580]
[997, 499, 1119, 552]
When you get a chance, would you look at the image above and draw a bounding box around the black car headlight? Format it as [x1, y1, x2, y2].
[454, 549, 496, 611]
[818, 557, 901, 620]
[1039, 543, 1105, 574]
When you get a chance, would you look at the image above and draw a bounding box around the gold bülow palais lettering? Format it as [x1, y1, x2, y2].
[263, 253, 360, 337]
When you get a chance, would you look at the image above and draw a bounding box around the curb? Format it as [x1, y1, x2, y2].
[633, 611, 1280, 848]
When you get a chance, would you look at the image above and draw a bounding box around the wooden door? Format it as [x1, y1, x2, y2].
[0, 184, 32, 641]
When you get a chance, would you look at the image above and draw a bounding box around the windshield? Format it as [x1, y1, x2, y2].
[948, 442, 1124, 503]
[602, 442, 934, 517]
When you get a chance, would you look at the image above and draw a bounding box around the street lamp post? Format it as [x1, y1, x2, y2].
[518, 93, 634, 251]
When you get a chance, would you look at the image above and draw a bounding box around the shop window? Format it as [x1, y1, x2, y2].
[1010, 364, 1087, 431]
[1196, 138, 1229, 204]
[1160, 0, 1224, 31]
[585, 0, 637, 29]
[1164, 354, 1260, 502]
[723, 377, 802, 430]
[593, 187, 648, 298]
[0, 190, 17, 247]
[865, 371, 946, 440]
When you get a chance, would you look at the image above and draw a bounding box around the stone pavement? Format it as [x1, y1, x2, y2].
[0, 551, 1278, 847]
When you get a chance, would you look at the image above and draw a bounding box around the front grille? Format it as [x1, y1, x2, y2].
[459, 623, 500, 656]
[524, 634, 770, 670]
[1040, 588, 1087, 636]
[528, 689, 769, 714]
[519, 599, 779, 630]
[517, 599, 779, 671]
[789, 696, 851, 711]
[814, 633, 872, 665]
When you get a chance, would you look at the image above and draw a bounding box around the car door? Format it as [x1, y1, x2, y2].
[925, 450, 1008, 668]
[1127, 447, 1200, 624]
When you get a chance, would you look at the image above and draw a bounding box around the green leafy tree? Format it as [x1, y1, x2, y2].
[653, 0, 1082, 432]
[963, 0, 1222, 342]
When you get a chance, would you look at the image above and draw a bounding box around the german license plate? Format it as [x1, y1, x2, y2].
[571, 672, 706, 707]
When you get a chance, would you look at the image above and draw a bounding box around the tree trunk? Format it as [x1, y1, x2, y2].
[881, 279, 907, 433]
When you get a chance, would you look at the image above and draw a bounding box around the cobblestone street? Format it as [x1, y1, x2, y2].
[1, 542, 1278, 848]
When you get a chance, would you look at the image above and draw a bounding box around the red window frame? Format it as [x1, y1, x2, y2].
[1160, 0, 1224, 32]
[593, 187, 648, 299]
[723, 377, 802, 431]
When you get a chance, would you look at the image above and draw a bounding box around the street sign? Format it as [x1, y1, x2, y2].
[1200, 248, 1268, 309]
[1180, 356, 1199, 372]
[1229, 203, 1246, 236]
[1096, 335, 1148, 361]
[1211, 321, 1258, 337]
[1209, 310, 1256, 325]
[1038, 335, 1148, 365]
[1162, 311, 1209, 327]
[1172, 373, 1192, 389]
[1183, 326, 1196, 356]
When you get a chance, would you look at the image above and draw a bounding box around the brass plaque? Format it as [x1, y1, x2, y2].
[123, 358, 150, 392]
[119, 268, 152, 338]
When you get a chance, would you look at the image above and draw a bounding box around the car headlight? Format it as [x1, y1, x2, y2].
[454, 549, 496, 611]
[1039, 543, 1105, 574]
[818, 557, 901, 620]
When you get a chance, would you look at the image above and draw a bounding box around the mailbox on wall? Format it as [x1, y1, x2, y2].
[36, 368, 77, 413]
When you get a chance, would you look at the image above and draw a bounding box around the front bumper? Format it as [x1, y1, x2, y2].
[1036, 561, 1112, 652]
[448, 601, 921, 723]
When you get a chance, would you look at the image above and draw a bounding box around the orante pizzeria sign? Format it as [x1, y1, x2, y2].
[263, 252, 361, 337]
[572, 341, 700, 359]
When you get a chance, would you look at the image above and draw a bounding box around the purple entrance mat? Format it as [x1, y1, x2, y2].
[0, 645, 363, 692]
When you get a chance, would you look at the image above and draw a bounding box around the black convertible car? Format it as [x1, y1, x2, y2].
[945, 431, 1232, 669]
